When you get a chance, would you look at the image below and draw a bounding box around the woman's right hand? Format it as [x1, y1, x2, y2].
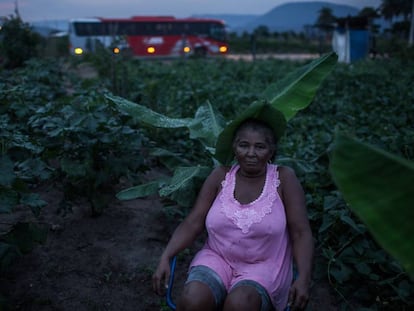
[152, 256, 171, 296]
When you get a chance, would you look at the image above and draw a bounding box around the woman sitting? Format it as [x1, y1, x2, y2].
[152, 101, 314, 311]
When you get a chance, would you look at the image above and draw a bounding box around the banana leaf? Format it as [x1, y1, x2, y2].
[116, 181, 160, 200]
[150, 148, 192, 171]
[159, 166, 210, 197]
[188, 100, 225, 149]
[262, 51, 338, 120]
[330, 133, 414, 277]
[106, 94, 192, 128]
[107, 95, 224, 150]
[159, 165, 211, 207]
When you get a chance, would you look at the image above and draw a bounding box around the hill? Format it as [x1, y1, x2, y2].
[196, 1, 360, 33]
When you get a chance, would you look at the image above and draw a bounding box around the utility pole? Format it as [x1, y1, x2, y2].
[409, 0, 414, 46]
[14, 0, 21, 18]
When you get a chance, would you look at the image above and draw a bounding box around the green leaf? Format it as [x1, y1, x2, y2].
[106, 94, 192, 128]
[330, 262, 353, 284]
[188, 101, 225, 149]
[159, 166, 210, 197]
[116, 181, 160, 200]
[330, 133, 414, 277]
[0, 187, 18, 213]
[163, 166, 211, 208]
[20, 193, 47, 217]
[60, 157, 90, 177]
[262, 52, 338, 120]
[276, 156, 316, 174]
[150, 148, 191, 170]
[17, 158, 52, 181]
[0, 155, 15, 186]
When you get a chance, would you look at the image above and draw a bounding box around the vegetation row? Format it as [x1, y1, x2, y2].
[1, 15, 413, 310]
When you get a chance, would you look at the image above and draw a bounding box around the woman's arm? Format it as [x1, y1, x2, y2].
[279, 166, 314, 310]
[152, 166, 226, 295]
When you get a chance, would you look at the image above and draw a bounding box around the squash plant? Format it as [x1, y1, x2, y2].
[28, 89, 151, 216]
[0, 59, 151, 276]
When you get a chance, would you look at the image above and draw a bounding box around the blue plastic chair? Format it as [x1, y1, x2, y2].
[166, 256, 292, 311]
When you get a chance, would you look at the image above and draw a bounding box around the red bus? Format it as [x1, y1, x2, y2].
[68, 16, 228, 58]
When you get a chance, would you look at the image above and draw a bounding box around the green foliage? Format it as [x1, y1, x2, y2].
[227, 32, 327, 54]
[1, 50, 413, 308]
[0, 16, 42, 68]
[108, 96, 225, 207]
[263, 52, 337, 120]
[0, 58, 155, 303]
[330, 133, 414, 278]
[0, 114, 49, 215]
[108, 54, 414, 306]
[280, 58, 414, 308]
[28, 91, 150, 216]
[110, 53, 337, 206]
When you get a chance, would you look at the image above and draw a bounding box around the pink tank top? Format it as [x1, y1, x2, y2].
[190, 164, 293, 310]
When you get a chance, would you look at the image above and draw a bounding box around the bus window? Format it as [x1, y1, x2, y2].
[210, 23, 226, 42]
[74, 22, 107, 36]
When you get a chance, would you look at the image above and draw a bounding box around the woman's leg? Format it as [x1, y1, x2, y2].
[223, 280, 274, 311]
[177, 265, 227, 311]
[223, 285, 261, 311]
[177, 281, 216, 311]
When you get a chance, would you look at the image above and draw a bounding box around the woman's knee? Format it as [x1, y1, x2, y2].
[223, 285, 261, 311]
[177, 281, 216, 311]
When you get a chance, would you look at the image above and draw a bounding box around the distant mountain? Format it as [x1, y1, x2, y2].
[192, 14, 258, 31]
[246, 1, 359, 32]
[197, 1, 360, 33]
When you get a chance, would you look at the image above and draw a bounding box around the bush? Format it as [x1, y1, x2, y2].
[0, 16, 42, 68]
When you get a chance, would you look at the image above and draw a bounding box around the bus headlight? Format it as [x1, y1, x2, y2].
[147, 46, 156, 54]
[219, 46, 228, 53]
[74, 47, 84, 55]
[183, 46, 191, 53]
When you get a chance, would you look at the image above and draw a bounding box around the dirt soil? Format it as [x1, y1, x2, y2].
[0, 179, 340, 311]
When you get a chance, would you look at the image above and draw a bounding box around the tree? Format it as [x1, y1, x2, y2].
[0, 16, 41, 68]
[254, 25, 270, 38]
[315, 7, 336, 54]
[380, 0, 414, 45]
[315, 7, 336, 31]
[381, 0, 412, 21]
[359, 6, 381, 34]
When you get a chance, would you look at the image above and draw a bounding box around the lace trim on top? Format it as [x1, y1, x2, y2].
[220, 164, 280, 233]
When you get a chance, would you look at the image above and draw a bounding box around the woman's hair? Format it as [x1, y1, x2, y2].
[232, 118, 278, 160]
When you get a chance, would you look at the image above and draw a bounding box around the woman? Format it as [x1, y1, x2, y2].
[152, 101, 313, 311]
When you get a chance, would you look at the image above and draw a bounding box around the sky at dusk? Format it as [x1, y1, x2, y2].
[1, 0, 382, 22]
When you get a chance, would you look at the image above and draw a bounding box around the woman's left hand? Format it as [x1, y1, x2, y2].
[288, 277, 310, 310]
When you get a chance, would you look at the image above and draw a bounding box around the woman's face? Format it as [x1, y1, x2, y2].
[233, 128, 274, 176]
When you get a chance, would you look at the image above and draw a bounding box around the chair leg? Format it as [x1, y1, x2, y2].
[166, 256, 177, 310]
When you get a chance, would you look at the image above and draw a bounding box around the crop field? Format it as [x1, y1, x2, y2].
[1, 51, 413, 310]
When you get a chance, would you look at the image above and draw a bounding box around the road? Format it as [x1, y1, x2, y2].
[225, 53, 320, 61]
